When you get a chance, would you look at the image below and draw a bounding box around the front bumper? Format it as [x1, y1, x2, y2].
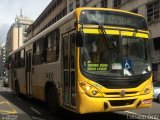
[77, 92, 153, 114]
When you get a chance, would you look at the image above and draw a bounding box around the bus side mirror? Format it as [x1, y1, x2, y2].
[76, 31, 84, 47]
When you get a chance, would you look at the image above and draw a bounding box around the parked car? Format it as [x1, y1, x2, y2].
[153, 81, 160, 102]
[3, 75, 8, 87]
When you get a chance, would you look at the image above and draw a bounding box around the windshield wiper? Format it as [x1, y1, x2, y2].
[98, 25, 112, 49]
[98, 25, 113, 71]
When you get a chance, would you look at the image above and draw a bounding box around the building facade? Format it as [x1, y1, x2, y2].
[6, 15, 33, 55]
[0, 45, 3, 76]
[26, 0, 160, 80]
[0, 43, 7, 76]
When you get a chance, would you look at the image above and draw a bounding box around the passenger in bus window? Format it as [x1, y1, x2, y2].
[91, 41, 99, 63]
[97, 39, 110, 64]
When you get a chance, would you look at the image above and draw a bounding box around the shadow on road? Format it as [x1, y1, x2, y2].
[0, 90, 135, 120]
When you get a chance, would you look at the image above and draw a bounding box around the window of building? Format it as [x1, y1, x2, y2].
[147, 0, 160, 22]
[69, 2, 73, 12]
[52, 5, 55, 11]
[101, 0, 108, 8]
[76, 0, 80, 8]
[83, 0, 91, 5]
[152, 64, 158, 71]
[56, 0, 60, 6]
[57, 14, 60, 21]
[113, 0, 121, 7]
[63, 7, 67, 16]
[54, 18, 56, 23]
[153, 37, 160, 50]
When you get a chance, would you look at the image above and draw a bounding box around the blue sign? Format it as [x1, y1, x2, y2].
[122, 58, 132, 70]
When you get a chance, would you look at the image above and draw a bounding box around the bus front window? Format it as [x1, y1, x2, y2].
[80, 34, 151, 77]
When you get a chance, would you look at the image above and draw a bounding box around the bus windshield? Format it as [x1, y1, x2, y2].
[80, 10, 147, 30]
[80, 33, 151, 76]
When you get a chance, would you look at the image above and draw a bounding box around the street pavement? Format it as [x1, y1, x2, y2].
[0, 80, 159, 120]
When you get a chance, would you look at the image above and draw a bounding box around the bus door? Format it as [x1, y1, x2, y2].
[9, 56, 14, 89]
[62, 31, 76, 108]
[26, 50, 32, 96]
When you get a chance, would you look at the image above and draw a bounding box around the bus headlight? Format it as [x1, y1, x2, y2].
[79, 81, 103, 97]
[85, 86, 91, 91]
[141, 84, 152, 95]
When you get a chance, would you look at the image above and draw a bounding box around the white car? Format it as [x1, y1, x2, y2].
[153, 81, 160, 102]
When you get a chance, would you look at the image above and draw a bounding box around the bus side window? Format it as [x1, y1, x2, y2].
[32, 42, 36, 65]
[46, 33, 54, 63]
[70, 33, 75, 69]
[33, 39, 43, 65]
[20, 49, 25, 67]
[63, 36, 68, 69]
[43, 36, 48, 63]
[56, 29, 60, 60]
[15, 52, 20, 68]
[45, 29, 60, 63]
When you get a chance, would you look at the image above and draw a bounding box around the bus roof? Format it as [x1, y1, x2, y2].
[75, 7, 145, 18]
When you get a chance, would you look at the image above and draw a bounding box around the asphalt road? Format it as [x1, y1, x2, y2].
[0, 80, 159, 120]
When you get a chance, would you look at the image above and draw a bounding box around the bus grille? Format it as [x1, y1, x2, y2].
[105, 91, 137, 95]
[104, 91, 138, 97]
[109, 99, 135, 106]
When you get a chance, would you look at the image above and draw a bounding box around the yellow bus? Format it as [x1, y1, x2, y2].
[8, 7, 153, 114]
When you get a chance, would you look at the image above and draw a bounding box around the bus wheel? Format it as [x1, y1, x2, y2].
[47, 87, 59, 114]
[15, 82, 20, 97]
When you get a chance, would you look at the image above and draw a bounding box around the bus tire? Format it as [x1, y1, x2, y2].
[15, 82, 20, 97]
[47, 86, 60, 114]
